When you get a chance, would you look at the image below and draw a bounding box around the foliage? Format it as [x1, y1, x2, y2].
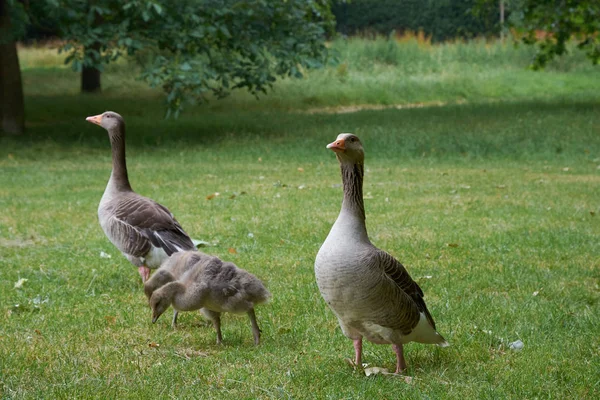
[16, 37, 600, 113]
[41, 0, 334, 116]
[476, 0, 600, 68]
[333, 0, 499, 42]
[521, 0, 600, 68]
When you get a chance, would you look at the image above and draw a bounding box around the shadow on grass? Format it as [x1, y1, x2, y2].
[2, 95, 599, 162]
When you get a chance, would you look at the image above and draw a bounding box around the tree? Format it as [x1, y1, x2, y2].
[477, 0, 600, 69]
[519, 0, 599, 69]
[47, 0, 335, 116]
[0, 0, 25, 135]
[0, 0, 334, 134]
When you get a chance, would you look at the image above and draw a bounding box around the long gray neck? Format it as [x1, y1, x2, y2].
[107, 125, 132, 192]
[340, 161, 366, 221]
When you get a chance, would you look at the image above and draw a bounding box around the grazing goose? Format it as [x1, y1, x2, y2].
[314, 133, 448, 374]
[86, 111, 196, 282]
[149, 250, 270, 345]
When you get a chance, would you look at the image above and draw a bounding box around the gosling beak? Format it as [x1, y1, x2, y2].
[327, 138, 346, 152]
[86, 114, 103, 126]
[152, 315, 158, 323]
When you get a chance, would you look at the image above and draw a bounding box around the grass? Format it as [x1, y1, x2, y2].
[1, 37, 599, 398]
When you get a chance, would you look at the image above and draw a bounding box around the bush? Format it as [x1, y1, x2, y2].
[333, 0, 500, 42]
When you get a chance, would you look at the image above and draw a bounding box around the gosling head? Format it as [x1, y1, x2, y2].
[327, 133, 364, 164]
[149, 290, 172, 324]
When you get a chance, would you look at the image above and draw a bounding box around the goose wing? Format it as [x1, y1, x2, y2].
[375, 249, 437, 330]
[109, 194, 195, 257]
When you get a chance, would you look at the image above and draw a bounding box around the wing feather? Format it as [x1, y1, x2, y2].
[110, 194, 195, 257]
[376, 249, 437, 330]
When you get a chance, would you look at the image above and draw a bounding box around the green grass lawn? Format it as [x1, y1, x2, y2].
[0, 39, 599, 398]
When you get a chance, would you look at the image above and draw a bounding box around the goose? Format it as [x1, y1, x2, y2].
[86, 111, 196, 283]
[314, 133, 448, 374]
[149, 250, 270, 345]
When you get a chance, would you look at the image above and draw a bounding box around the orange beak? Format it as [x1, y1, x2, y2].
[327, 138, 345, 152]
[86, 114, 103, 126]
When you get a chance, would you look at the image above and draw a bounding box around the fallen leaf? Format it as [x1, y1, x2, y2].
[364, 366, 390, 376]
[206, 192, 220, 200]
[14, 278, 28, 289]
[247, 233, 254, 238]
[447, 243, 459, 248]
[182, 349, 207, 357]
[297, 167, 304, 172]
[509, 340, 524, 351]
[192, 239, 212, 248]
[105, 316, 116, 324]
[148, 342, 160, 348]
[35, 329, 42, 335]
[229, 194, 236, 199]
[297, 185, 306, 190]
[496, 184, 506, 189]
[258, 157, 262, 162]
[228, 248, 237, 254]
[99, 251, 112, 259]
[590, 211, 596, 217]
[532, 291, 539, 296]
[562, 167, 570, 172]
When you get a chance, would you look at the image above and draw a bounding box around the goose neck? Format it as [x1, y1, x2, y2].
[108, 126, 132, 192]
[340, 161, 366, 221]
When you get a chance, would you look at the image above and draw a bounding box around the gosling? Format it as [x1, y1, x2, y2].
[149, 250, 270, 345]
[144, 251, 203, 327]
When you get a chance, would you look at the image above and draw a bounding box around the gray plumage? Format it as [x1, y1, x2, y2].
[149, 250, 270, 345]
[144, 251, 202, 327]
[86, 111, 196, 283]
[314, 133, 448, 374]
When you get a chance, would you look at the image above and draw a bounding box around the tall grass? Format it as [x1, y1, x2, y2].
[17, 35, 600, 113]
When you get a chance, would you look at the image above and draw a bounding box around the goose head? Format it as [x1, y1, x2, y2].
[327, 133, 364, 164]
[86, 111, 124, 133]
[149, 290, 172, 323]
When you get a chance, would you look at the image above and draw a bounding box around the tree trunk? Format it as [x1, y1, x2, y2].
[81, 43, 102, 92]
[0, 0, 25, 135]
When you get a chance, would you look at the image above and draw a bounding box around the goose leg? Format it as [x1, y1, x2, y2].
[247, 308, 261, 345]
[201, 309, 223, 344]
[392, 344, 407, 374]
[138, 266, 150, 283]
[353, 338, 363, 368]
[171, 310, 179, 328]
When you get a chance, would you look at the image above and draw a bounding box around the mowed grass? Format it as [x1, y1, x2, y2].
[1, 38, 599, 398]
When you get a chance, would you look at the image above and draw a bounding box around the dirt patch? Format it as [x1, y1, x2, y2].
[301, 100, 465, 115]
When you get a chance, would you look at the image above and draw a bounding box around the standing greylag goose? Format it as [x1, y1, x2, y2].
[149, 250, 270, 345]
[86, 111, 196, 282]
[314, 133, 448, 374]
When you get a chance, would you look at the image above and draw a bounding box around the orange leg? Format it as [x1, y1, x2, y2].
[138, 266, 150, 283]
[392, 344, 407, 374]
[353, 338, 362, 367]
